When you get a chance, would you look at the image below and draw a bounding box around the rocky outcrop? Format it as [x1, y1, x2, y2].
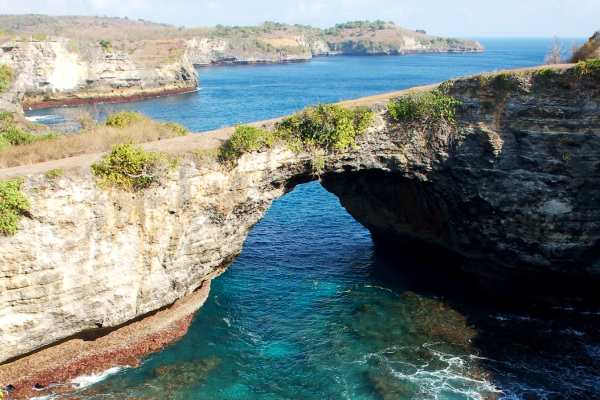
[186, 37, 311, 66]
[0, 145, 315, 366]
[185, 34, 482, 65]
[571, 31, 600, 62]
[322, 69, 600, 298]
[0, 37, 198, 109]
[0, 65, 599, 394]
[295, 35, 330, 56]
[325, 36, 483, 55]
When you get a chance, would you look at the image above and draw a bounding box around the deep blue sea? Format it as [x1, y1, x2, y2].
[30, 38, 600, 399]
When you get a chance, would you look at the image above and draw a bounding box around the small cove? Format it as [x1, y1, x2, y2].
[28, 38, 600, 399]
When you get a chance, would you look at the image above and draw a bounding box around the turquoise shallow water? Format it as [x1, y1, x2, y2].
[29, 38, 600, 399]
[63, 183, 599, 399]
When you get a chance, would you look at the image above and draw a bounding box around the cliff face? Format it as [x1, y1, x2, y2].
[185, 37, 312, 65]
[322, 69, 600, 298]
[324, 35, 483, 55]
[0, 147, 314, 365]
[0, 37, 198, 109]
[184, 34, 483, 65]
[1, 66, 598, 378]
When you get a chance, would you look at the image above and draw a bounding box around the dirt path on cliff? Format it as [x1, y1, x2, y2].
[0, 88, 421, 179]
[0, 63, 573, 179]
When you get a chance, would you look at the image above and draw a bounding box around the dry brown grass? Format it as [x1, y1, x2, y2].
[570, 32, 600, 62]
[262, 38, 300, 47]
[0, 118, 187, 169]
[131, 38, 185, 67]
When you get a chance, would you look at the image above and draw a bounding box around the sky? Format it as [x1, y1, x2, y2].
[0, 0, 597, 38]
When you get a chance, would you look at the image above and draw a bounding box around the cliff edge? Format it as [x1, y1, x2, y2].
[0, 37, 198, 109]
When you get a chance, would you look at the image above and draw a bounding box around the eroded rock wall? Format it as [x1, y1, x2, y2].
[0, 37, 198, 109]
[321, 68, 600, 298]
[0, 148, 313, 363]
[185, 37, 312, 65]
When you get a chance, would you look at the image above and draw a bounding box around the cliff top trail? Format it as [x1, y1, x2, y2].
[0, 63, 572, 179]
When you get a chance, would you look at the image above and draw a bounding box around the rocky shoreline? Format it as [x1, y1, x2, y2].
[0, 280, 212, 399]
[22, 87, 198, 110]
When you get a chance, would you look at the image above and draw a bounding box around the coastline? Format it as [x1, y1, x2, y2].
[193, 48, 485, 68]
[0, 280, 213, 399]
[22, 86, 198, 110]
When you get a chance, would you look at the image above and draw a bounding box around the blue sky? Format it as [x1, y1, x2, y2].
[0, 0, 597, 38]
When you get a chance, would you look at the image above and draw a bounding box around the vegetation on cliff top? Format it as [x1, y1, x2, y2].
[219, 104, 374, 163]
[0, 15, 480, 58]
[0, 111, 59, 151]
[0, 65, 14, 93]
[0, 111, 188, 169]
[219, 125, 274, 161]
[91, 142, 178, 190]
[388, 88, 462, 125]
[0, 178, 29, 235]
[276, 104, 373, 150]
[570, 32, 600, 62]
[575, 58, 600, 81]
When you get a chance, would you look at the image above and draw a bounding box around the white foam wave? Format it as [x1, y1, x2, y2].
[30, 395, 59, 400]
[70, 366, 125, 389]
[363, 343, 503, 399]
[25, 115, 62, 122]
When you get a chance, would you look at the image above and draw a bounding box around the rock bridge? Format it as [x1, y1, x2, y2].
[1, 65, 599, 396]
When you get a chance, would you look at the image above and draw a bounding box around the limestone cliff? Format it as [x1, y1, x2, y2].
[184, 33, 483, 65]
[185, 37, 311, 65]
[0, 65, 598, 393]
[0, 37, 198, 109]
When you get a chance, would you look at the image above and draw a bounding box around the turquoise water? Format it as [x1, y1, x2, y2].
[33, 38, 600, 399]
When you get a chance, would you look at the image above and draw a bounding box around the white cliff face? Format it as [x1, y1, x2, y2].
[0, 148, 313, 363]
[295, 35, 330, 56]
[185, 37, 312, 65]
[0, 37, 198, 108]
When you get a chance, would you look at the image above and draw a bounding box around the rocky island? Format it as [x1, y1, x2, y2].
[0, 59, 598, 397]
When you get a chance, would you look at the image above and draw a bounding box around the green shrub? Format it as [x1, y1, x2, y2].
[0, 126, 58, 148]
[0, 178, 30, 235]
[533, 68, 557, 84]
[575, 58, 600, 81]
[276, 104, 373, 150]
[388, 90, 462, 125]
[164, 122, 188, 136]
[91, 142, 175, 190]
[219, 125, 274, 161]
[0, 65, 15, 93]
[105, 111, 144, 128]
[45, 168, 63, 179]
[0, 111, 13, 122]
[478, 71, 521, 92]
[0, 135, 10, 150]
[99, 39, 112, 51]
[1, 126, 36, 145]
